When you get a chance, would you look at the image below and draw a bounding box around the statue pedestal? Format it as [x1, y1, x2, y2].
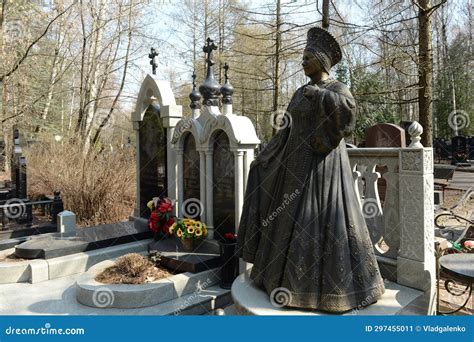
[231, 270, 427, 315]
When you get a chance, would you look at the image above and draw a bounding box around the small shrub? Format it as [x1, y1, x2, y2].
[26, 135, 135, 227]
[115, 253, 150, 278]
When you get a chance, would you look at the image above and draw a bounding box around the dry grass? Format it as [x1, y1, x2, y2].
[0, 253, 26, 262]
[25, 136, 136, 227]
[95, 253, 172, 284]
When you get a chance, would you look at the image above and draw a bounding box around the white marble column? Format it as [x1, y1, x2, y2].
[243, 148, 254, 194]
[204, 149, 214, 239]
[199, 150, 206, 225]
[132, 120, 141, 217]
[398, 148, 435, 314]
[176, 149, 184, 218]
[234, 150, 245, 233]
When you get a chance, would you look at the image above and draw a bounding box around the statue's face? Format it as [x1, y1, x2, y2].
[302, 50, 323, 76]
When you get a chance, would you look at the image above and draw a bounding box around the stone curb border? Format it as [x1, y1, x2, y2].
[76, 260, 220, 309]
[0, 240, 152, 284]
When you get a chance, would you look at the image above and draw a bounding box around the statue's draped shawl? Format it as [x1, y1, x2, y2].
[237, 79, 385, 312]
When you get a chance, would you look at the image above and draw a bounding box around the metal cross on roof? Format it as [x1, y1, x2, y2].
[203, 38, 217, 67]
[224, 62, 229, 82]
[148, 47, 158, 75]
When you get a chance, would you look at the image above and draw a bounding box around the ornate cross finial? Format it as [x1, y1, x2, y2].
[192, 71, 197, 89]
[224, 62, 230, 82]
[221, 62, 234, 106]
[148, 47, 159, 75]
[199, 37, 221, 106]
[189, 70, 202, 111]
[203, 37, 218, 67]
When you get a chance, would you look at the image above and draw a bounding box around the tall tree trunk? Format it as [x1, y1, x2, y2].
[417, 0, 433, 147]
[272, 0, 281, 136]
[91, 0, 134, 147]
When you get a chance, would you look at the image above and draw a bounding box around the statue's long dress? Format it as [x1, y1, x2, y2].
[237, 79, 385, 312]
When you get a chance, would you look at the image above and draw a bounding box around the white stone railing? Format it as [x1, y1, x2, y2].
[347, 146, 435, 300]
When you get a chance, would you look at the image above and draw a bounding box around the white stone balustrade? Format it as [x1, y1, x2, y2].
[347, 143, 435, 314]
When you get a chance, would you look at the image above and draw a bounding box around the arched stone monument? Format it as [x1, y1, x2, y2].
[131, 74, 182, 220]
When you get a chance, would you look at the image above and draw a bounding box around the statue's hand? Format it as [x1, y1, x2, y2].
[303, 85, 319, 98]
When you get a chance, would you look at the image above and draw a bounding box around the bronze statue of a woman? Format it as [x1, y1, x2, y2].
[237, 27, 385, 312]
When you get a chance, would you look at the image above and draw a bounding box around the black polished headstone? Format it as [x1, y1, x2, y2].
[138, 105, 168, 217]
[468, 136, 474, 161]
[148, 238, 222, 273]
[183, 133, 201, 219]
[434, 138, 450, 161]
[451, 136, 469, 165]
[14, 221, 152, 259]
[212, 130, 235, 241]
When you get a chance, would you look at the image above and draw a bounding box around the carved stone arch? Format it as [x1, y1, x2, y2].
[132, 74, 177, 123]
[131, 75, 182, 219]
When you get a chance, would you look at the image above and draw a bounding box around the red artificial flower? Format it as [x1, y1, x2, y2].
[162, 217, 176, 235]
[157, 199, 174, 214]
[224, 233, 237, 241]
[148, 210, 160, 232]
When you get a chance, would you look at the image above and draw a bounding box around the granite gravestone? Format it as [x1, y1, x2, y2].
[366, 123, 406, 148]
[365, 123, 406, 202]
[451, 136, 469, 165]
[468, 136, 474, 161]
[138, 105, 168, 217]
[212, 130, 235, 240]
[182, 133, 201, 219]
[434, 138, 450, 162]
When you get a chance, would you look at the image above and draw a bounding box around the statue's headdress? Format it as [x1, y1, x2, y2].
[305, 27, 342, 73]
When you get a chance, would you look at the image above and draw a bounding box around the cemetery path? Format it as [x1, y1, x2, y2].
[447, 170, 474, 191]
[0, 273, 227, 315]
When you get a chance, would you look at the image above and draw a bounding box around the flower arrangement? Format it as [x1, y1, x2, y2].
[147, 197, 176, 235]
[169, 218, 208, 240]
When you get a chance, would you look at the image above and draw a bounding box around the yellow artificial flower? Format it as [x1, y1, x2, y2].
[194, 222, 203, 229]
[169, 222, 177, 233]
[147, 200, 154, 210]
[176, 229, 183, 238]
[187, 226, 195, 234]
[195, 228, 203, 237]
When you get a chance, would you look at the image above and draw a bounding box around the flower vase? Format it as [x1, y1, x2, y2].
[219, 241, 239, 289]
[181, 238, 201, 252]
